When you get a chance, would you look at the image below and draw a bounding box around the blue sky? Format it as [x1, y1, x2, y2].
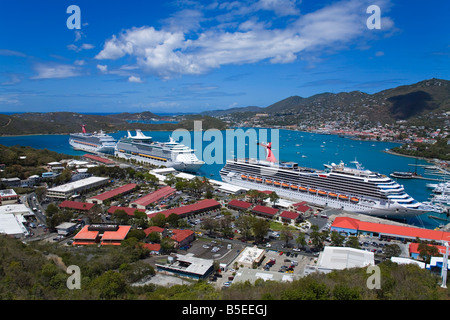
[0, 0, 448, 114]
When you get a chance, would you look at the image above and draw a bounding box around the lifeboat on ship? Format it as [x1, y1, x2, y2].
[350, 197, 359, 203]
[329, 193, 338, 198]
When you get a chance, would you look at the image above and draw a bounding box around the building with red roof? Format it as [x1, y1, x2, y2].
[59, 200, 95, 211]
[251, 205, 278, 219]
[170, 229, 195, 248]
[87, 183, 137, 204]
[83, 154, 115, 165]
[409, 242, 448, 260]
[141, 243, 161, 254]
[279, 210, 300, 223]
[131, 186, 175, 210]
[147, 199, 221, 219]
[73, 224, 131, 246]
[227, 199, 253, 211]
[107, 206, 146, 216]
[144, 226, 165, 237]
[331, 216, 450, 243]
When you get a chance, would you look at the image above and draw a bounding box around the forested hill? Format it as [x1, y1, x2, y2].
[0, 112, 227, 136]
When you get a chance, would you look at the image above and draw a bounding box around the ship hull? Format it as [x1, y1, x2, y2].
[115, 151, 204, 173]
[220, 174, 428, 218]
[69, 139, 115, 154]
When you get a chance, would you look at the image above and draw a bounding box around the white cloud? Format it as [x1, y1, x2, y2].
[128, 75, 143, 83]
[30, 63, 82, 79]
[95, 0, 394, 79]
[67, 43, 95, 52]
[96, 64, 108, 73]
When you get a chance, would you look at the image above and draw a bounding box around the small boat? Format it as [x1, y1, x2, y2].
[390, 171, 421, 179]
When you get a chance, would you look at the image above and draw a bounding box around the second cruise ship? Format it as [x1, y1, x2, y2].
[115, 130, 205, 173]
[220, 142, 441, 217]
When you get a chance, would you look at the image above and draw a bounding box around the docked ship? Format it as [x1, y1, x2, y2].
[115, 130, 205, 173]
[220, 142, 441, 217]
[69, 125, 117, 154]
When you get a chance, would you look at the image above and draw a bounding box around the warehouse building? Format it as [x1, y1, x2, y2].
[331, 216, 450, 244]
[147, 199, 221, 219]
[304, 246, 375, 276]
[87, 183, 137, 205]
[130, 186, 175, 210]
[46, 176, 109, 199]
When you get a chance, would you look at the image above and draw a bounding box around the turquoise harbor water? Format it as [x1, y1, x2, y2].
[1, 128, 448, 229]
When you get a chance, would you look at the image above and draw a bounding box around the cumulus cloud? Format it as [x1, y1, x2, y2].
[95, 0, 394, 79]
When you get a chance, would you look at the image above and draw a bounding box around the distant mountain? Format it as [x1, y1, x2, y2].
[201, 106, 264, 117]
[210, 78, 450, 127]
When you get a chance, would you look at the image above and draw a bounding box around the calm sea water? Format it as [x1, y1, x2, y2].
[0, 128, 447, 229]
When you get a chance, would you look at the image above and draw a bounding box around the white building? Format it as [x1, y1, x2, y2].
[235, 246, 266, 268]
[304, 246, 374, 276]
[47, 176, 109, 199]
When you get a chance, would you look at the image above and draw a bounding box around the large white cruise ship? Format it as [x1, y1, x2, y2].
[220, 143, 441, 218]
[115, 130, 205, 173]
[69, 125, 117, 154]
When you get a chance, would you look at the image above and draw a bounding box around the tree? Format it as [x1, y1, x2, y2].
[330, 231, 345, 247]
[280, 225, 294, 248]
[418, 243, 441, 264]
[345, 236, 360, 249]
[235, 215, 254, 240]
[296, 232, 307, 249]
[252, 218, 270, 243]
[268, 192, 280, 207]
[383, 244, 402, 258]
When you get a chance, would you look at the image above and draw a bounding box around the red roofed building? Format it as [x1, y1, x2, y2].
[170, 229, 195, 248]
[73, 224, 131, 246]
[83, 154, 115, 165]
[131, 186, 175, 210]
[279, 210, 300, 223]
[331, 216, 450, 243]
[227, 199, 253, 211]
[141, 243, 161, 254]
[147, 199, 221, 219]
[108, 206, 146, 216]
[409, 242, 447, 260]
[251, 205, 278, 219]
[59, 200, 95, 211]
[88, 183, 137, 204]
